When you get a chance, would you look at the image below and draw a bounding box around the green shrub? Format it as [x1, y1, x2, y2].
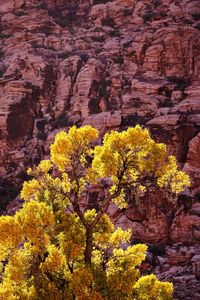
[192, 13, 200, 21]
[148, 244, 166, 256]
[0, 180, 20, 213]
[113, 54, 124, 65]
[101, 17, 116, 27]
[123, 8, 133, 17]
[167, 76, 191, 91]
[36, 131, 47, 141]
[142, 11, 155, 23]
[109, 29, 121, 37]
[51, 113, 72, 129]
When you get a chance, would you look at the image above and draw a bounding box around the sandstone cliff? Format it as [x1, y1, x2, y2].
[0, 0, 200, 298]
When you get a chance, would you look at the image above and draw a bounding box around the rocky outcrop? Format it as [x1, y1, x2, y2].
[0, 0, 200, 297]
[154, 243, 200, 300]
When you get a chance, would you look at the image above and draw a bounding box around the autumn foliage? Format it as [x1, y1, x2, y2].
[0, 125, 190, 299]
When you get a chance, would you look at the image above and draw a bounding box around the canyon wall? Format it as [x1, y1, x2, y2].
[0, 0, 200, 298]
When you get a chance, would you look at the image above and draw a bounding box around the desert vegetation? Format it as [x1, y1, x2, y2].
[0, 125, 190, 299]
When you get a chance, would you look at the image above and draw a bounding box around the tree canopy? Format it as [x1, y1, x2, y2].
[0, 125, 190, 299]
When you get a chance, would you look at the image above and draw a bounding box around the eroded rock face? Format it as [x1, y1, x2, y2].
[0, 0, 200, 297]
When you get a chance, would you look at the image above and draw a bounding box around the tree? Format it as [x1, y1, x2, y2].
[0, 125, 190, 299]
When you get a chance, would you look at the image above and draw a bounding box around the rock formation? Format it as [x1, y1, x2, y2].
[0, 0, 200, 298]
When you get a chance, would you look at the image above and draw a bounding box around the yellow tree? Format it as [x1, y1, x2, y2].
[0, 125, 189, 299]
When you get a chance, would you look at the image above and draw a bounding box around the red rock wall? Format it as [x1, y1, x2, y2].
[0, 0, 200, 298]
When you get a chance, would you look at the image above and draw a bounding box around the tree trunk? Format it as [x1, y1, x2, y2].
[85, 228, 93, 266]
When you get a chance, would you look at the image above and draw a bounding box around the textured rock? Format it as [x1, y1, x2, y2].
[0, 0, 200, 297]
[154, 244, 200, 300]
[184, 133, 200, 173]
[83, 111, 121, 132]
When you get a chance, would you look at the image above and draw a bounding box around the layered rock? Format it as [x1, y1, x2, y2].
[0, 0, 200, 297]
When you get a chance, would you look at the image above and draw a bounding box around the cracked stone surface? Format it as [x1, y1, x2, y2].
[0, 0, 200, 297]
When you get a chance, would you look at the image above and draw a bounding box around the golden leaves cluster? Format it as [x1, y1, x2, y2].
[0, 125, 188, 299]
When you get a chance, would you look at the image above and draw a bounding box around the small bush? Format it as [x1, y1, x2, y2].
[0, 33, 12, 39]
[36, 131, 47, 141]
[183, 18, 193, 25]
[123, 40, 132, 48]
[123, 8, 133, 17]
[192, 13, 200, 21]
[101, 17, 116, 27]
[0, 180, 20, 213]
[80, 54, 89, 63]
[167, 76, 191, 91]
[54, 18, 71, 28]
[57, 51, 71, 59]
[91, 35, 106, 42]
[142, 11, 155, 23]
[98, 78, 111, 100]
[51, 113, 71, 129]
[109, 29, 121, 37]
[153, 0, 162, 8]
[148, 244, 166, 256]
[36, 119, 46, 131]
[113, 54, 124, 65]
[40, 25, 52, 36]
[121, 115, 151, 127]
[95, 47, 103, 54]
